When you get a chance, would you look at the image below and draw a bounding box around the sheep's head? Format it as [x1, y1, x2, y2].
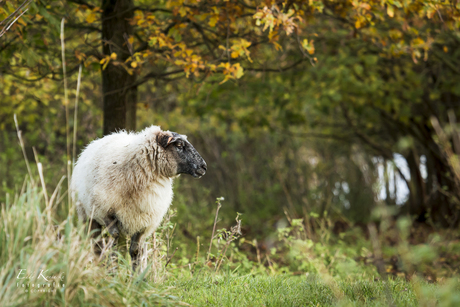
[157, 132, 207, 178]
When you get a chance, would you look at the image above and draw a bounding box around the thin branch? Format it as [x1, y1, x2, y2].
[101, 6, 171, 22]
[66, 0, 95, 9]
[237, 0, 257, 10]
[165, 247, 179, 268]
[66, 22, 101, 32]
[72, 65, 82, 167]
[0, 7, 29, 38]
[0, 0, 31, 26]
[134, 7, 172, 14]
[191, 22, 217, 58]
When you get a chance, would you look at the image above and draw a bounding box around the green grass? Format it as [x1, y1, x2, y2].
[166, 272, 460, 307]
[2, 179, 460, 306]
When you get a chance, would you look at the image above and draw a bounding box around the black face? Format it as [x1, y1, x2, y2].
[159, 132, 207, 178]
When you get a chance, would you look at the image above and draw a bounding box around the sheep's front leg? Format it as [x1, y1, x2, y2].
[129, 231, 145, 272]
[102, 213, 120, 243]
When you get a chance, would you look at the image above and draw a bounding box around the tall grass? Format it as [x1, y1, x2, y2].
[0, 179, 182, 306]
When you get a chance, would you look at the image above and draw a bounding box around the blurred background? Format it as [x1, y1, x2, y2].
[1, 0, 460, 243]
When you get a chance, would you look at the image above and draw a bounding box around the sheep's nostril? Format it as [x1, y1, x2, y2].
[202, 164, 207, 171]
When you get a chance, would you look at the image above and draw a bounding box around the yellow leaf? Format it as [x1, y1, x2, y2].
[387, 6, 394, 18]
[426, 8, 435, 19]
[128, 36, 134, 45]
[301, 39, 315, 55]
[443, 46, 448, 53]
[179, 6, 187, 17]
[253, 12, 264, 19]
[110, 53, 117, 60]
[268, 30, 278, 42]
[361, 3, 371, 10]
[231, 51, 239, 58]
[234, 64, 244, 79]
[209, 16, 218, 27]
[355, 19, 361, 29]
[131, 62, 137, 68]
[86, 12, 96, 24]
[100, 58, 106, 64]
[17, 17, 27, 26]
[412, 38, 424, 46]
[273, 42, 282, 51]
[307, 40, 315, 54]
[219, 74, 232, 84]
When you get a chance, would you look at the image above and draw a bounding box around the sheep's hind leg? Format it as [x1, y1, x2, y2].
[129, 230, 145, 272]
[103, 214, 120, 269]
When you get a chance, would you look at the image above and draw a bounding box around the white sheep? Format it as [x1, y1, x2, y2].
[71, 125, 207, 271]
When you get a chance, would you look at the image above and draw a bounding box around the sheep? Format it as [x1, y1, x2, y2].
[71, 125, 207, 271]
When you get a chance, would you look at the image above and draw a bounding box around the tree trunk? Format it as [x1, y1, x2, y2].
[406, 149, 427, 221]
[101, 0, 136, 135]
[126, 84, 137, 131]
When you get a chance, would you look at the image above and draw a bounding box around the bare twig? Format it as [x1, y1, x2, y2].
[72, 65, 83, 167]
[32, 147, 49, 210]
[215, 214, 242, 273]
[0, 8, 29, 37]
[14, 114, 34, 185]
[165, 247, 179, 268]
[207, 197, 223, 262]
[0, 0, 32, 37]
[61, 18, 72, 213]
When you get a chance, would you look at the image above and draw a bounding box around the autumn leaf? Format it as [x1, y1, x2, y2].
[86, 12, 96, 24]
[387, 5, 394, 18]
[302, 39, 315, 55]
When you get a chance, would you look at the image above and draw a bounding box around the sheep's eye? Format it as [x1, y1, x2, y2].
[175, 141, 183, 148]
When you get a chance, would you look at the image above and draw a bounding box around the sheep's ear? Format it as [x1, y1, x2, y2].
[158, 133, 179, 148]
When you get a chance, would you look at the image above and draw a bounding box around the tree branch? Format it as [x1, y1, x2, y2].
[103, 69, 184, 96]
[66, 0, 96, 9]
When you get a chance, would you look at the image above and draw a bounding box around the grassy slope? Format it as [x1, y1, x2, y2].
[1, 183, 460, 306]
[165, 273, 433, 307]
